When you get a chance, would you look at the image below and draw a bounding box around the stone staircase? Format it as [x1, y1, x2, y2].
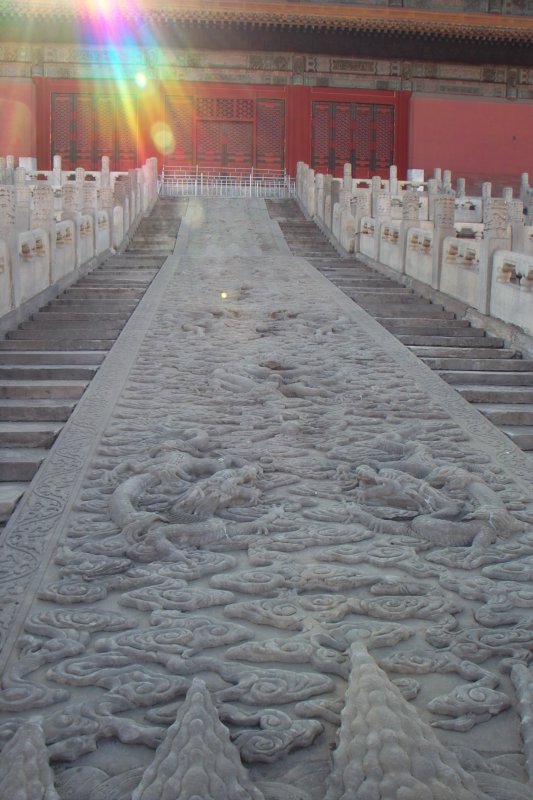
[267, 199, 533, 455]
[0, 197, 187, 531]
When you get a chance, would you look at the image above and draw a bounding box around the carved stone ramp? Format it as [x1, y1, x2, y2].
[1, 197, 533, 800]
[266, 199, 533, 456]
[0, 197, 187, 531]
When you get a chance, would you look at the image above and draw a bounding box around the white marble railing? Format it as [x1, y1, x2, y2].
[296, 161, 533, 338]
[0, 155, 159, 333]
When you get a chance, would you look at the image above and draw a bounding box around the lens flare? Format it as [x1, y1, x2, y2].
[151, 122, 175, 156]
[220, 291, 228, 300]
[135, 72, 147, 89]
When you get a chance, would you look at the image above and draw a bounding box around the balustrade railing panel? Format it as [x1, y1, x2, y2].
[160, 166, 295, 199]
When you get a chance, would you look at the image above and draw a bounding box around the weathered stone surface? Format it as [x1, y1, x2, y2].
[0, 198, 533, 798]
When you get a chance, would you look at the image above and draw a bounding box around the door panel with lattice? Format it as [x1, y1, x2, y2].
[311, 100, 395, 177]
[165, 96, 193, 165]
[224, 122, 253, 168]
[51, 93, 137, 170]
[256, 99, 285, 170]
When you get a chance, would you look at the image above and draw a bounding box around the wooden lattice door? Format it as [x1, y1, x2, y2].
[51, 93, 137, 170]
[196, 97, 254, 169]
[256, 99, 285, 171]
[312, 101, 395, 177]
[164, 93, 286, 171]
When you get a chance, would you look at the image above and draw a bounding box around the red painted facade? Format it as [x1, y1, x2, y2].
[409, 95, 533, 189]
[0, 81, 36, 158]
[1, 77, 409, 179]
[1, 75, 531, 188]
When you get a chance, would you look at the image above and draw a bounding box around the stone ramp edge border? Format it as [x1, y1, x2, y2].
[0, 211, 189, 673]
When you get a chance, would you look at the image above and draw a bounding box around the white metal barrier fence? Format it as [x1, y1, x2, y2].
[160, 166, 295, 199]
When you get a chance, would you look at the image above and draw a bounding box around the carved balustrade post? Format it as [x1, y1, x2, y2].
[306, 168, 316, 219]
[389, 165, 398, 197]
[14, 167, 30, 232]
[315, 173, 325, 224]
[343, 163, 352, 193]
[478, 198, 511, 315]
[351, 192, 371, 254]
[0, 185, 16, 311]
[30, 183, 55, 278]
[427, 178, 439, 221]
[399, 191, 420, 275]
[374, 189, 391, 263]
[432, 195, 455, 290]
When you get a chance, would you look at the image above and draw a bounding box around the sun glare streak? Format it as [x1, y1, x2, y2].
[151, 122, 175, 156]
[66, 0, 193, 164]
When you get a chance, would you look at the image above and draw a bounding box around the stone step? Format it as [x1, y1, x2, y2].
[440, 369, 533, 385]
[382, 323, 476, 337]
[0, 339, 111, 351]
[499, 426, 533, 450]
[30, 312, 128, 323]
[43, 302, 136, 312]
[456, 386, 533, 403]
[412, 346, 517, 359]
[0, 421, 62, 448]
[474, 403, 533, 426]
[62, 287, 144, 298]
[432, 358, 533, 372]
[80, 268, 155, 277]
[325, 271, 377, 280]
[0, 364, 98, 380]
[377, 317, 471, 330]
[0, 398, 77, 422]
[99, 266, 164, 275]
[0, 482, 27, 521]
[397, 334, 504, 348]
[79, 271, 156, 282]
[11, 325, 122, 338]
[0, 380, 87, 400]
[75, 279, 153, 290]
[333, 280, 396, 289]
[0, 448, 48, 481]
[348, 288, 415, 297]
[0, 351, 104, 365]
[125, 249, 172, 258]
[359, 302, 448, 315]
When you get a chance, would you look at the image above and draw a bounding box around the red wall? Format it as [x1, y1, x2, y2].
[409, 95, 533, 191]
[0, 80, 36, 159]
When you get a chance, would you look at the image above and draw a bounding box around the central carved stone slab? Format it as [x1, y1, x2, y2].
[0, 198, 532, 800]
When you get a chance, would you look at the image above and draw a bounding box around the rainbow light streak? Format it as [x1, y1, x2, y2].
[73, 0, 191, 162]
[80, 0, 147, 150]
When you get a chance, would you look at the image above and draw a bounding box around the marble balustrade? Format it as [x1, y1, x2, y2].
[0, 155, 159, 333]
[296, 161, 533, 338]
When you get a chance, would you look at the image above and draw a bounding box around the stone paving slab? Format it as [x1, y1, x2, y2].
[1, 199, 533, 798]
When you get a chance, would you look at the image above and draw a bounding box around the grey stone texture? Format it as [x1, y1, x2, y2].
[1, 198, 533, 798]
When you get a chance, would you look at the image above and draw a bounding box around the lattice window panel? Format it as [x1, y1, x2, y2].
[353, 104, 372, 174]
[256, 99, 285, 170]
[52, 92, 138, 170]
[374, 105, 395, 171]
[312, 101, 395, 177]
[216, 98, 234, 119]
[115, 98, 137, 170]
[225, 122, 253, 168]
[75, 95, 94, 169]
[197, 120, 225, 165]
[51, 94, 74, 165]
[196, 97, 216, 119]
[95, 95, 116, 164]
[236, 99, 254, 120]
[165, 96, 193, 164]
[332, 103, 351, 170]
[311, 102, 331, 173]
